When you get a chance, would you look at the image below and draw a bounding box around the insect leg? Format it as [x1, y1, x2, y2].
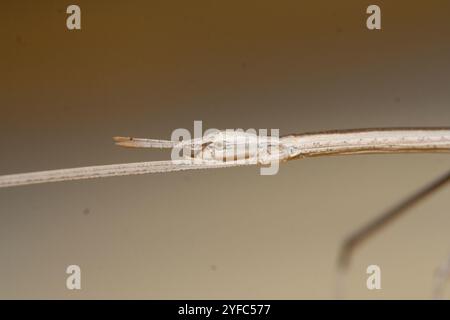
[336, 169, 450, 296]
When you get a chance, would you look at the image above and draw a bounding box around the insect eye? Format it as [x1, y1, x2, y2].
[288, 146, 297, 156]
[215, 142, 223, 149]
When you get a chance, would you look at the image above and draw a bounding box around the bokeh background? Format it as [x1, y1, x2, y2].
[0, 0, 449, 299]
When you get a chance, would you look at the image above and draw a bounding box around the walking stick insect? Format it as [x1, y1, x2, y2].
[1, 127, 449, 297]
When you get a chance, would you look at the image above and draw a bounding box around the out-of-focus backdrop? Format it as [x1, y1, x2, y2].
[0, 0, 449, 299]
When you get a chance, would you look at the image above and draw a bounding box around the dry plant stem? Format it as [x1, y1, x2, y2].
[0, 160, 254, 188]
[337, 170, 450, 294]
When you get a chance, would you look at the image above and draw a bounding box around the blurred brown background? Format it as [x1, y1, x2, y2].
[0, 0, 449, 299]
